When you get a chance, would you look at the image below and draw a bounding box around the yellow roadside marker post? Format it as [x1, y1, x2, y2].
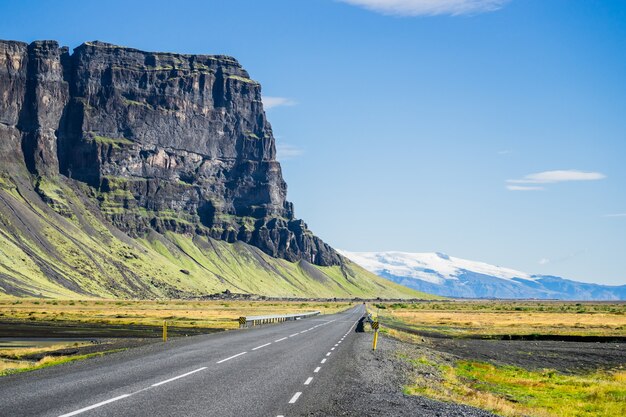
[372, 321, 379, 350]
[163, 320, 168, 342]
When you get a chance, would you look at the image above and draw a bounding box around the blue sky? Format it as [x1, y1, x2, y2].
[1, 0, 625, 285]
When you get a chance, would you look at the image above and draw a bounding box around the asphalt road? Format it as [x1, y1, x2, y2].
[0, 305, 366, 417]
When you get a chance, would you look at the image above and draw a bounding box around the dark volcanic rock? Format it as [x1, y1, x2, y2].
[0, 39, 341, 266]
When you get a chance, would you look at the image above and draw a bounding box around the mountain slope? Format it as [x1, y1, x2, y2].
[0, 39, 430, 300]
[0, 174, 427, 299]
[340, 251, 626, 300]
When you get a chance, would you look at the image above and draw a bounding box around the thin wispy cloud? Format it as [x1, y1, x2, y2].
[497, 149, 512, 155]
[538, 251, 585, 266]
[507, 170, 606, 185]
[263, 96, 297, 109]
[604, 213, 626, 218]
[338, 0, 510, 16]
[506, 185, 544, 191]
[276, 143, 304, 161]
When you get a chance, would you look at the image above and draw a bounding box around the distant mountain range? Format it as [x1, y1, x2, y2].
[340, 251, 626, 300]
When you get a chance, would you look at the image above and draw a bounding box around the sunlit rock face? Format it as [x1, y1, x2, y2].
[0, 39, 341, 266]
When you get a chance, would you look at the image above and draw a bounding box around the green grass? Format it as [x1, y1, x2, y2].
[0, 176, 430, 300]
[92, 135, 134, 149]
[226, 74, 259, 85]
[405, 360, 626, 417]
[0, 350, 126, 377]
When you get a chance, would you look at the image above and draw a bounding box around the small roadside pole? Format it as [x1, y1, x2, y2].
[163, 320, 168, 342]
[372, 320, 379, 350]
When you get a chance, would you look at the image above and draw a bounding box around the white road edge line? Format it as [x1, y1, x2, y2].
[304, 377, 313, 385]
[58, 394, 132, 417]
[275, 337, 288, 342]
[252, 343, 271, 351]
[314, 366, 321, 373]
[216, 351, 247, 364]
[289, 392, 302, 404]
[151, 367, 207, 387]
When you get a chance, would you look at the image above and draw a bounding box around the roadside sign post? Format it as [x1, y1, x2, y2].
[163, 320, 168, 342]
[372, 321, 379, 350]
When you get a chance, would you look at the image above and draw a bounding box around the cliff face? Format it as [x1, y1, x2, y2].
[0, 40, 341, 267]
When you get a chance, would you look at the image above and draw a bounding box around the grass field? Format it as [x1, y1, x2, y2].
[0, 351, 121, 377]
[0, 299, 354, 329]
[375, 300, 626, 417]
[403, 356, 626, 417]
[374, 300, 626, 337]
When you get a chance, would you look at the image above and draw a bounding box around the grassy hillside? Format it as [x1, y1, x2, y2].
[0, 173, 432, 299]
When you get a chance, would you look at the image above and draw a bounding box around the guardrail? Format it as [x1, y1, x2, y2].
[238, 311, 321, 328]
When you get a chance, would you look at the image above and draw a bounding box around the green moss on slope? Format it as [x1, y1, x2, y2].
[0, 176, 433, 300]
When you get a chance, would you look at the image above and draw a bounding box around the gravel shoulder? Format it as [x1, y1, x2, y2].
[306, 330, 498, 417]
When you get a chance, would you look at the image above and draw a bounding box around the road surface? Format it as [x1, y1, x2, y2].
[0, 305, 366, 417]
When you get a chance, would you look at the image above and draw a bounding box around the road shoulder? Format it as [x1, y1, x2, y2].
[306, 331, 498, 417]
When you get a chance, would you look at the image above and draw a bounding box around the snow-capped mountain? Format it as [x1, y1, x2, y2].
[339, 251, 626, 300]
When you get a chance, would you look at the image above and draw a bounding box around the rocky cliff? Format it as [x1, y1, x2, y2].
[0, 40, 340, 267]
[0, 39, 425, 299]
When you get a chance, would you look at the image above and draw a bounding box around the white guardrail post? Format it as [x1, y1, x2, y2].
[238, 311, 321, 328]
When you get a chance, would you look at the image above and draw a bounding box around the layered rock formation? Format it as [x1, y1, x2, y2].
[0, 40, 341, 266]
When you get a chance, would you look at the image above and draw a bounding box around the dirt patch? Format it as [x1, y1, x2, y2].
[425, 337, 626, 373]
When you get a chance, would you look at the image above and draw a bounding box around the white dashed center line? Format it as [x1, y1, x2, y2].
[216, 351, 247, 364]
[58, 394, 132, 417]
[321, 358, 327, 364]
[289, 333, 299, 337]
[326, 352, 331, 356]
[275, 337, 287, 342]
[252, 343, 271, 351]
[304, 377, 313, 385]
[151, 367, 207, 387]
[289, 392, 302, 404]
[314, 366, 321, 373]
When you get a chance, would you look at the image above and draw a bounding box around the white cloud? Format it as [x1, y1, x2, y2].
[604, 213, 626, 218]
[338, 0, 510, 16]
[263, 96, 296, 109]
[276, 143, 304, 161]
[539, 258, 550, 265]
[506, 185, 544, 191]
[498, 149, 512, 155]
[507, 170, 606, 185]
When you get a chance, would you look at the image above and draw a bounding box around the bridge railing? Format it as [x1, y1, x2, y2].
[238, 311, 321, 328]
